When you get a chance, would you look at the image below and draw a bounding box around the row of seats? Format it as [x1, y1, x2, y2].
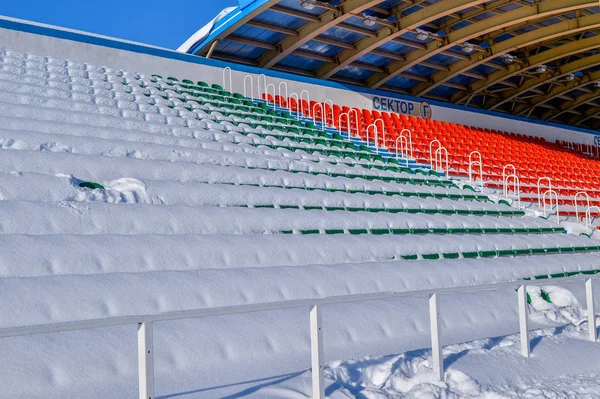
[280, 95, 600, 212]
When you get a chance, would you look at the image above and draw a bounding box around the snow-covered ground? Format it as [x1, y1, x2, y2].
[0, 48, 599, 398]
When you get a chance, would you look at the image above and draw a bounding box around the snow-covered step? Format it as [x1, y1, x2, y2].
[0, 100, 447, 185]
[0, 201, 559, 236]
[0, 232, 595, 279]
[0, 151, 479, 200]
[0, 172, 517, 216]
[2, 253, 599, 329]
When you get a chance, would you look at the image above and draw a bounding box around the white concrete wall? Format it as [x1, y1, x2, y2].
[0, 16, 596, 147]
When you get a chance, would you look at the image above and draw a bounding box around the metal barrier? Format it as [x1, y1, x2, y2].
[257, 74, 267, 101]
[278, 82, 288, 109]
[265, 83, 276, 107]
[502, 164, 517, 196]
[366, 123, 377, 150]
[504, 174, 521, 209]
[312, 102, 325, 131]
[338, 109, 359, 137]
[243, 75, 254, 101]
[0, 275, 596, 399]
[324, 99, 334, 128]
[396, 135, 409, 166]
[468, 151, 483, 190]
[585, 205, 600, 233]
[300, 90, 310, 118]
[289, 93, 300, 120]
[429, 140, 441, 169]
[576, 192, 591, 222]
[434, 146, 449, 174]
[542, 189, 560, 223]
[537, 177, 552, 208]
[222, 67, 232, 93]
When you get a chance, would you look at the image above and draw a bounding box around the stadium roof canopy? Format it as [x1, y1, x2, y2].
[182, 0, 600, 130]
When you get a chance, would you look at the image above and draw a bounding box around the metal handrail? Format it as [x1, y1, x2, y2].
[468, 151, 483, 190]
[222, 66, 232, 93]
[434, 146, 449, 174]
[542, 189, 560, 223]
[575, 192, 591, 222]
[585, 205, 600, 233]
[0, 274, 596, 399]
[429, 140, 441, 169]
[537, 177, 552, 208]
[504, 174, 521, 209]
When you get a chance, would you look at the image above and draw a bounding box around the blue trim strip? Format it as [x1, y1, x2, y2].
[0, 16, 597, 137]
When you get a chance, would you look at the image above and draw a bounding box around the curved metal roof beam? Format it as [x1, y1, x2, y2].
[365, 0, 597, 89]
[439, 0, 512, 30]
[512, 70, 599, 117]
[568, 100, 600, 126]
[409, 14, 600, 98]
[538, 76, 600, 121]
[257, 0, 383, 69]
[316, 0, 489, 79]
[486, 53, 600, 112]
[455, 35, 600, 108]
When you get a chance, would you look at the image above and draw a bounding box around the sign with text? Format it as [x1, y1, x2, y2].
[371, 95, 432, 119]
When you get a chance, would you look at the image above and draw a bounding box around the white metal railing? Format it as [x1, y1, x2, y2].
[265, 83, 276, 107]
[289, 93, 300, 120]
[504, 174, 521, 209]
[300, 90, 310, 118]
[366, 124, 377, 150]
[338, 109, 359, 138]
[576, 192, 591, 222]
[0, 276, 596, 399]
[434, 146, 449, 174]
[502, 164, 517, 196]
[429, 140, 441, 169]
[312, 102, 325, 131]
[585, 205, 600, 233]
[542, 189, 560, 223]
[243, 75, 254, 101]
[374, 119, 385, 152]
[396, 135, 409, 166]
[338, 113, 351, 136]
[222, 67, 232, 93]
[324, 99, 334, 128]
[278, 82, 288, 109]
[257, 74, 267, 102]
[399, 128, 413, 160]
[468, 151, 483, 190]
[537, 177, 552, 207]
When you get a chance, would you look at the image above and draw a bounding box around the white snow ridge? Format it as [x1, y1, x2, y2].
[0, 46, 599, 399]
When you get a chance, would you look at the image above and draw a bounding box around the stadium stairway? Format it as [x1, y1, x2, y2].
[1, 48, 600, 397]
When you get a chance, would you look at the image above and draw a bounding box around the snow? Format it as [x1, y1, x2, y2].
[1, 47, 600, 398]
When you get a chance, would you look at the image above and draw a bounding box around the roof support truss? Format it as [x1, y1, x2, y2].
[257, 0, 383, 69]
[458, 36, 600, 109]
[410, 13, 600, 97]
[366, 0, 598, 89]
[315, 0, 489, 79]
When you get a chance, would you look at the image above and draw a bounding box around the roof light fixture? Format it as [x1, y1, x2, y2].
[462, 42, 474, 54]
[566, 73, 575, 81]
[537, 64, 547, 73]
[416, 28, 429, 41]
[362, 15, 377, 27]
[502, 53, 514, 64]
[300, 0, 316, 10]
[596, 81, 600, 88]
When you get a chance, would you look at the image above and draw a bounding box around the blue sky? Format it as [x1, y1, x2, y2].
[0, 0, 239, 49]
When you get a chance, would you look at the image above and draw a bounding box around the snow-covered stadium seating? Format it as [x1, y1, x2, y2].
[1, 48, 600, 398]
